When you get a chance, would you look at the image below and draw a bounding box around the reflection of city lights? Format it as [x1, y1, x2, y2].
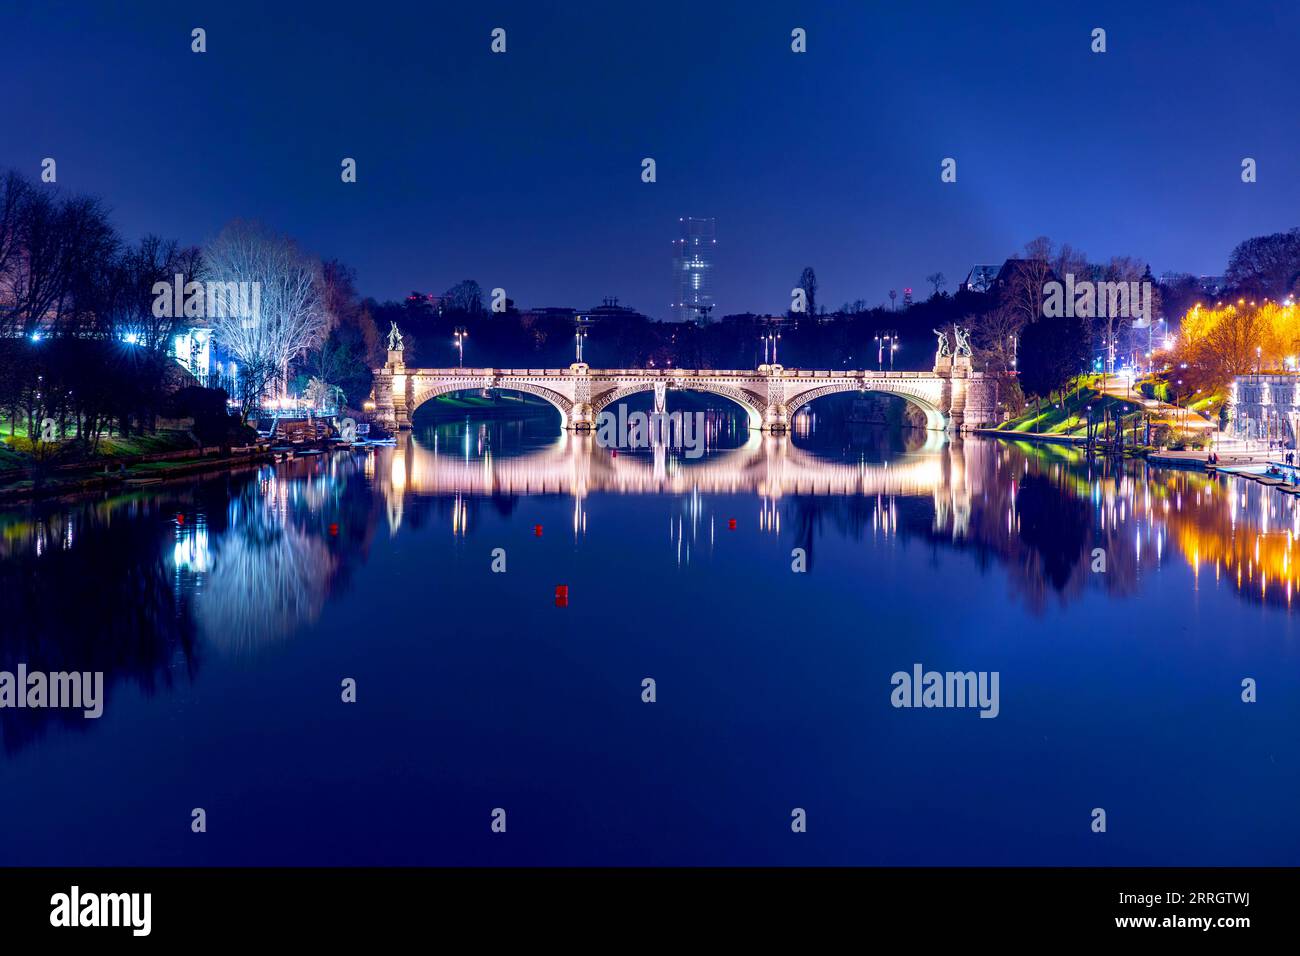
[173, 526, 211, 573]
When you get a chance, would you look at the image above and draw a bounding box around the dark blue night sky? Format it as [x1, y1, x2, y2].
[3, 0, 1298, 316]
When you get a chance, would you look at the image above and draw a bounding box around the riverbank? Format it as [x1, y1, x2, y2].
[0, 442, 281, 505]
[972, 428, 1085, 447]
[973, 426, 1292, 476]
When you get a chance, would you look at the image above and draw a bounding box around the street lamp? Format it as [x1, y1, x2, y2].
[874, 330, 898, 371]
[762, 327, 780, 365]
[453, 326, 468, 367]
[1147, 317, 1167, 374]
[574, 321, 589, 363]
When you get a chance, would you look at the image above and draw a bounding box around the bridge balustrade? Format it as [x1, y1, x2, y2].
[373, 360, 997, 433]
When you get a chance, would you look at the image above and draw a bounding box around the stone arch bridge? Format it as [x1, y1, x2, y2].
[371, 353, 997, 433]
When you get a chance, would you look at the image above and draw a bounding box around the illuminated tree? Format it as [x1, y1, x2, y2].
[204, 221, 327, 418]
[1177, 303, 1268, 388]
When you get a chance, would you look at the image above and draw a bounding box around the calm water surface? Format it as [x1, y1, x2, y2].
[1, 402, 1297, 865]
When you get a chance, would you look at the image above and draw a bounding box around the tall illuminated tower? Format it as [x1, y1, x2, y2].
[671, 217, 716, 323]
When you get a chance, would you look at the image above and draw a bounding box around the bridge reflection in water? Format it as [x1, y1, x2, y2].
[369, 429, 977, 538]
[364, 424, 1300, 613]
[4, 428, 1298, 863]
[4, 428, 1300, 759]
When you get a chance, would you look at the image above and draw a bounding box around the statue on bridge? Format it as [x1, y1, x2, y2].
[933, 328, 951, 359]
[387, 321, 404, 353]
[953, 325, 972, 358]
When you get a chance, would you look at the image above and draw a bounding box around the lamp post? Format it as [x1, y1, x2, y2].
[762, 328, 780, 365]
[574, 322, 589, 363]
[874, 330, 897, 371]
[453, 326, 468, 367]
[1147, 318, 1166, 374]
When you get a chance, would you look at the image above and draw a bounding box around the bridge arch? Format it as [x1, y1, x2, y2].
[409, 380, 574, 422]
[591, 381, 765, 430]
[785, 382, 947, 431]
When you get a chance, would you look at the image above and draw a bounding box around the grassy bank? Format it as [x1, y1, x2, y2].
[0, 416, 278, 504]
[990, 387, 1144, 438]
[1, 420, 197, 467]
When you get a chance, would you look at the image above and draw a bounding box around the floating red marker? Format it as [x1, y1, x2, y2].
[176, 513, 184, 525]
[728, 518, 737, 530]
[555, 585, 569, 607]
[329, 523, 339, 536]
[611, 449, 618, 458]
[534, 524, 543, 536]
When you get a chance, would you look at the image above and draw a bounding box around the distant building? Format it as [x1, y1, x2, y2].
[1231, 374, 1296, 443]
[993, 259, 1052, 290]
[405, 291, 455, 316]
[672, 217, 716, 323]
[961, 265, 1002, 293]
[1, 295, 239, 394]
[520, 306, 578, 324]
[577, 297, 648, 324]
[1159, 273, 1226, 296]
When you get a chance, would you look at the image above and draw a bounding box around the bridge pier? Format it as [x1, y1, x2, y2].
[372, 349, 413, 430]
[761, 404, 790, 432]
[567, 405, 594, 430]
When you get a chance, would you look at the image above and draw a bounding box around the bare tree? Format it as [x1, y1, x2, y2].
[970, 302, 1023, 374]
[1051, 242, 1089, 281]
[0, 180, 55, 339]
[1181, 304, 1268, 387]
[798, 266, 817, 318]
[113, 235, 205, 351]
[0, 171, 32, 335]
[1093, 256, 1149, 375]
[205, 221, 327, 419]
[321, 259, 360, 333]
[1005, 255, 1052, 329]
[441, 279, 483, 315]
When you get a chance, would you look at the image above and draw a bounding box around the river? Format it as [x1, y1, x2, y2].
[0, 401, 1296, 865]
